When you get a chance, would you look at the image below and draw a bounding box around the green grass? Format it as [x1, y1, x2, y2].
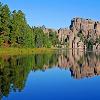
[0, 48, 57, 56]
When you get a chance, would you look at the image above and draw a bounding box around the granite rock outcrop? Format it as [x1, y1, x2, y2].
[43, 17, 100, 50]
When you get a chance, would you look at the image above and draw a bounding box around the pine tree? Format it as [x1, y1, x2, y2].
[1, 4, 11, 46]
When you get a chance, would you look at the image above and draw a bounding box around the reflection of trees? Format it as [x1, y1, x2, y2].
[0, 50, 100, 99]
[0, 53, 58, 99]
[0, 55, 34, 99]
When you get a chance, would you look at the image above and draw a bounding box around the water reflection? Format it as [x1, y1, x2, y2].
[0, 50, 100, 99]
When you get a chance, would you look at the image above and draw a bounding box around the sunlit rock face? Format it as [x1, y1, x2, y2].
[69, 18, 100, 49]
[42, 17, 100, 49]
[70, 17, 100, 35]
[57, 28, 72, 45]
[70, 18, 95, 34]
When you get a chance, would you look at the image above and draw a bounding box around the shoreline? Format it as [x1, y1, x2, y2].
[0, 48, 57, 56]
[0, 48, 100, 56]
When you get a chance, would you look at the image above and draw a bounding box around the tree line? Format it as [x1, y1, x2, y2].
[0, 2, 59, 48]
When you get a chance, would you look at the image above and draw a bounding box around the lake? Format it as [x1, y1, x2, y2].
[1, 49, 100, 100]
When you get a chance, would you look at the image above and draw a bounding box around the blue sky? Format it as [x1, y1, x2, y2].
[1, 0, 100, 29]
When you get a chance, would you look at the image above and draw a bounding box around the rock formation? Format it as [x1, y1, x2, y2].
[69, 18, 100, 50]
[43, 17, 100, 50]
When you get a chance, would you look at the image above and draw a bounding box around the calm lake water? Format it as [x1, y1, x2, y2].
[1, 50, 100, 100]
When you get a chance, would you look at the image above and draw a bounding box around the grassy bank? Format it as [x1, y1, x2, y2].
[0, 48, 57, 56]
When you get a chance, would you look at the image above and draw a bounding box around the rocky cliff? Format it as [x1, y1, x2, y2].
[43, 17, 100, 50]
[70, 17, 100, 36]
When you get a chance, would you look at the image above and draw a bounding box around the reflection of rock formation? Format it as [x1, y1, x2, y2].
[57, 50, 100, 79]
[70, 52, 100, 79]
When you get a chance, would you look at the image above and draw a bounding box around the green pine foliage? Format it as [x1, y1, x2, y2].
[0, 2, 58, 48]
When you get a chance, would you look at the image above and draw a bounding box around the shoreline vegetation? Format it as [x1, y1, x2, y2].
[0, 48, 58, 56]
[0, 2, 59, 56]
[0, 47, 99, 56]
